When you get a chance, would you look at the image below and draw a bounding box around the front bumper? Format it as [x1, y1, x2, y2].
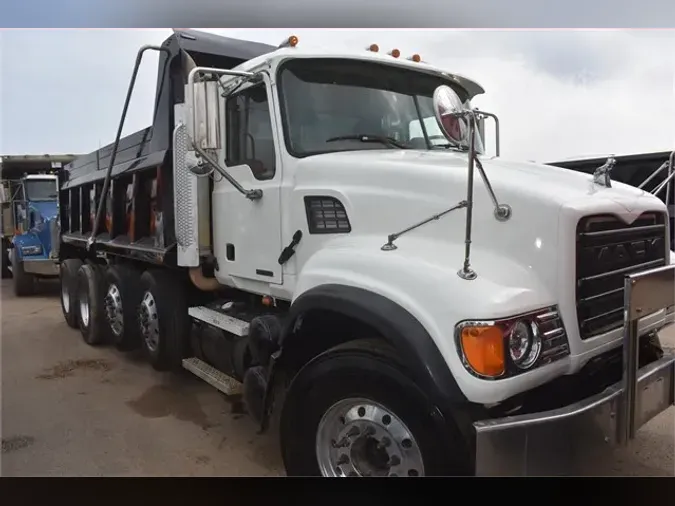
[474, 351, 675, 476]
[23, 258, 59, 276]
[474, 263, 675, 476]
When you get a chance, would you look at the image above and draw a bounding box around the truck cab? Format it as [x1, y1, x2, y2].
[56, 30, 675, 477]
[1, 163, 62, 295]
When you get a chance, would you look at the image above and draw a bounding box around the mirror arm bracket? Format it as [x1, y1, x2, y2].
[474, 110, 500, 157]
[192, 144, 263, 201]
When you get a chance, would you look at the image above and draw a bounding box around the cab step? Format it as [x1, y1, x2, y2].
[188, 304, 250, 336]
[182, 357, 242, 396]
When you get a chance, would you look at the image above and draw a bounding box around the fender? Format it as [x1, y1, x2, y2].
[279, 283, 468, 407]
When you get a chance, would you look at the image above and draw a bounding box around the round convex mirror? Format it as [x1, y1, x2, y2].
[432, 85, 469, 145]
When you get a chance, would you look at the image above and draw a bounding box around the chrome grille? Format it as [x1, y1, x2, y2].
[575, 212, 668, 340]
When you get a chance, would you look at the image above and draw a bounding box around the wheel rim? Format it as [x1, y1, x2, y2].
[61, 275, 70, 314]
[138, 290, 159, 352]
[79, 282, 90, 328]
[315, 397, 425, 477]
[104, 283, 124, 337]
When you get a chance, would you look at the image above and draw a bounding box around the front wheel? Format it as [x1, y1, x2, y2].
[11, 250, 36, 296]
[279, 339, 470, 477]
[1, 240, 11, 279]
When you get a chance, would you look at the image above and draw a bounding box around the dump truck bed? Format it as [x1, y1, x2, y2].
[62, 29, 276, 191]
[57, 30, 276, 265]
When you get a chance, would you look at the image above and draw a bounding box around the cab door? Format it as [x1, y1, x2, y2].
[212, 75, 283, 285]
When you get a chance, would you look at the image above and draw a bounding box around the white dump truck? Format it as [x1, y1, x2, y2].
[56, 30, 675, 476]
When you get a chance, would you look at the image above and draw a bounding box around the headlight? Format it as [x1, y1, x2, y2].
[507, 320, 541, 370]
[456, 306, 569, 379]
[21, 245, 42, 255]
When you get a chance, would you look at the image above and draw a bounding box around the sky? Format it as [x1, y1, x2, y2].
[1, 28, 674, 163]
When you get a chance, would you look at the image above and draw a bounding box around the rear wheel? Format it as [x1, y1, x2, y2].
[60, 258, 83, 328]
[76, 263, 110, 346]
[11, 250, 36, 296]
[104, 265, 143, 351]
[138, 270, 191, 371]
[280, 339, 470, 477]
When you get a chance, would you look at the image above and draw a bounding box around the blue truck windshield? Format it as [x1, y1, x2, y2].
[24, 180, 58, 201]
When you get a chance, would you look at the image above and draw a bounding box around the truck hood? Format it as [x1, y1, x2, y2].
[296, 149, 653, 212]
[294, 149, 663, 228]
[28, 201, 59, 224]
[293, 149, 668, 311]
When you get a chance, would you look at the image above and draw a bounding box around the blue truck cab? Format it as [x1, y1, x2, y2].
[1, 173, 61, 295]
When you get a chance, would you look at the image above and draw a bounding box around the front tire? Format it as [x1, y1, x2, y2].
[138, 270, 191, 371]
[104, 265, 143, 351]
[60, 258, 83, 328]
[11, 250, 36, 296]
[76, 263, 110, 346]
[280, 339, 470, 477]
[1, 240, 11, 279]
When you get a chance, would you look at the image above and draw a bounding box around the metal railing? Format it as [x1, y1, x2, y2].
[638, 150, 674, 207]
[88, 45, 171, 251]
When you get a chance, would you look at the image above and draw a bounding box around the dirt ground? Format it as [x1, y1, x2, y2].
[0, 278, 673, 476]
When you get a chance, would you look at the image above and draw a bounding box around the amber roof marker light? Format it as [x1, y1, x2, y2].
[389, 48, 400, 58]
[279, 35, 299, 49]
[408, 54, 422, 62]
[367, 43, 379, 52]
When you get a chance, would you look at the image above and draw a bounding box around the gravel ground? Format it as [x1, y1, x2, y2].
[1, 278, 673, 476]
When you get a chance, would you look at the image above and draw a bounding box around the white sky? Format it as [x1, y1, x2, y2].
[1, 28, 674, 163]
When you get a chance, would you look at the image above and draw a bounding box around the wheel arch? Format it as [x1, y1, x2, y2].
[275, 284, 468, 408]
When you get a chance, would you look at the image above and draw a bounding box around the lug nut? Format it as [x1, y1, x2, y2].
[346, 426, 360, 437]
[378, 437, 391, 449]
[332, 437, 350, 448]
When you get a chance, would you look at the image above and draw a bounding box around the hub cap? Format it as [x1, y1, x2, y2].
[104, 284, 124, 337]
[316, 398, 425, 477]
[138, 291, 159, 352]
[79, 283, 90, 328]
[61, 277, 70, 314]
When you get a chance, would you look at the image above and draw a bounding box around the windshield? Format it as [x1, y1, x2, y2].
[24, 179, 58, 201]
[278, 58, 484, 157]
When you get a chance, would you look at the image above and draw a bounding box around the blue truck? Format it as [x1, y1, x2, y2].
[1, 154, 79, 295]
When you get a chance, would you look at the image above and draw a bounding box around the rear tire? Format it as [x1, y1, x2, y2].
[104, 264, 143, 352]
[60, 258, 83, 328]
[11, 250, 36, 296]
[280, 339, 470, 477]
[76, 263, 110, 346]
[138, 270, 191, 371]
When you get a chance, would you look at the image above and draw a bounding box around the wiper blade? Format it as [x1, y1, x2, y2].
[431, 143, 468, 152]
[326, 134, 406, 149]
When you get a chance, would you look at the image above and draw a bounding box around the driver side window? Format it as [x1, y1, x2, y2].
[225, 84, 277, 181]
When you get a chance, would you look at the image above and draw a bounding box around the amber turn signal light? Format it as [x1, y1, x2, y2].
[459, 325, 505, 377]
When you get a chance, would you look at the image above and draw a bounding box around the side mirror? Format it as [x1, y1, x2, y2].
[191, 79, 221, 150]
[432, 85, 469, 144]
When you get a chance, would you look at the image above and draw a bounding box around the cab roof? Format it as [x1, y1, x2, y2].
[234, 44, 486, 99]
